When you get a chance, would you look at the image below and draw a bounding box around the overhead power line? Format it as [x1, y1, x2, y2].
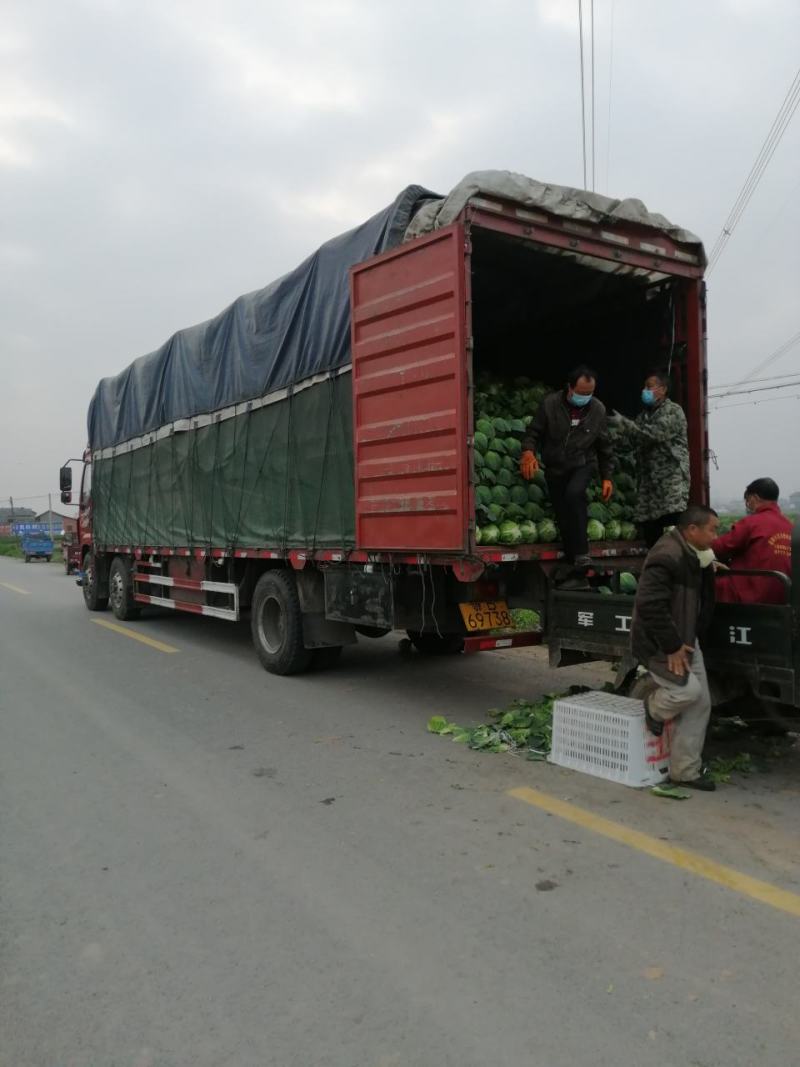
[710, 391, 800, 413]
[706, 65, 800, 273]
[578, 0, 588, 189]
[605, 0, 615, 192]
[712, 369, 800, 389]
[708, 378, 800, 400]
[737, 327, 800, 383]
[590, 0, 596, 191]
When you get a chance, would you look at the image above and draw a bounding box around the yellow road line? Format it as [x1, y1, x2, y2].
[0, 580, 30, 595]
[91, 617, 178, 654]
[509, 785, 800, 918]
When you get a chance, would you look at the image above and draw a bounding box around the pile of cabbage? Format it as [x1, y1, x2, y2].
[473, 373, 639, 546]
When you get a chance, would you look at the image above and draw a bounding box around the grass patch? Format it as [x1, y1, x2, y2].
[0, 537, 22, 559]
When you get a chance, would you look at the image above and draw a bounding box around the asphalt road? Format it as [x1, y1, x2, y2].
[1, 556, 799, 1067]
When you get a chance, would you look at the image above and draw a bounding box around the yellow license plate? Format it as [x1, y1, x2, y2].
[459, 600, 513, 632]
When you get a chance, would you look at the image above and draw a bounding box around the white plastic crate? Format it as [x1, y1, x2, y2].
[549, 691, 672, 787]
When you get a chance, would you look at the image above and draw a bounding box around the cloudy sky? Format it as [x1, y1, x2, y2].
[1, 0, 798, 513]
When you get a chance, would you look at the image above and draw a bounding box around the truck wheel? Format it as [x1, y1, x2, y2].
[46, 555, 52, 562]
[109, 556, 140, 621]
[251, 570, 311, 675]
[311, 646, 343, 670]
[406, 630, 465, 655]
[24, 555, 30, 563]
[83, 552, 109, 612]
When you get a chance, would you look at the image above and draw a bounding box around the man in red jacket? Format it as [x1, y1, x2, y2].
[712, 478, 793, 604]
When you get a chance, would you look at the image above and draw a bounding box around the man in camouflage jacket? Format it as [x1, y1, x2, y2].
[608, 370, 690, 547]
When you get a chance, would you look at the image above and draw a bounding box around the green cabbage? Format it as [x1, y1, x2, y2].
[537, 519, 557, 543]
[619, 572, 638, 594]
[519, 520, 538, 543]
[524, 502, 545, 522]
[510, 608, 541, 629]
[499, 521, 523, 544]
[587, 519, 605, 541]
[480, 523, 500, 544]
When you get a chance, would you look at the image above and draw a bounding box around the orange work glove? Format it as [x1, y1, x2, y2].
[520, 451, 539, 481]
[601, 479, 613, 503]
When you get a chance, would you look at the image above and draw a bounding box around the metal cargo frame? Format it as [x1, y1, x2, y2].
[350, 195, 708, 558]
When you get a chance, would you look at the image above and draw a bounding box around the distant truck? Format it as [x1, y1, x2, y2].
[21, 530, 53, 563]
[59, 170, 798, 719]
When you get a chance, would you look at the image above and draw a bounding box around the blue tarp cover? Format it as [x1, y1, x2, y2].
[88, 184, 438, 449]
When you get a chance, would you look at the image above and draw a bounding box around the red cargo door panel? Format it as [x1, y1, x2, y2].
[350, 225, 469, 552]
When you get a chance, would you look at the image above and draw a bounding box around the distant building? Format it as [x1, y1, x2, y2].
[0, 506, 36, 522]
[34, 510, 78, 534]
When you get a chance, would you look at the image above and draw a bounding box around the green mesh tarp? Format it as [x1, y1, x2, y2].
[93, 374, 355, 550]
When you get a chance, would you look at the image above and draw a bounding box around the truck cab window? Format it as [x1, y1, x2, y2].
[80, 462, 92, 506]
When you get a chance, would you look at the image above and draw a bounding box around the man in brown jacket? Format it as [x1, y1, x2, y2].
[631, 505, 719, 790]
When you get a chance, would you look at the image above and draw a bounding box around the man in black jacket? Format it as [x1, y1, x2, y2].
[520, 365, 613, 589]
[631, 505, 719, 790]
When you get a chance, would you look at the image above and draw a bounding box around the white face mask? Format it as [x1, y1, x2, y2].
[691, 546, 716, 568]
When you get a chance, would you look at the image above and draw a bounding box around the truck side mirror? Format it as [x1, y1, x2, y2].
[59, 466, 72, 492]
[61, 490, 72, 505]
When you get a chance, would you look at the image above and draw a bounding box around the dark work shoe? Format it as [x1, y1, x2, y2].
[670, 773, 716, 792]
[643, 694, 664, 737]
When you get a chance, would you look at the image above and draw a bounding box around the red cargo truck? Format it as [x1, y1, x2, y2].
[61, 173, 714, 678]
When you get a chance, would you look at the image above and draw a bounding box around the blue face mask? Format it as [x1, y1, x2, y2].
[641, 388, 656, 406]
[569, 391, 592, 408]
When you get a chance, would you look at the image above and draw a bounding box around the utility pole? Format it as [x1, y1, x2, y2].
[9, 496, 15, 528]
[48, 492, 55, 541]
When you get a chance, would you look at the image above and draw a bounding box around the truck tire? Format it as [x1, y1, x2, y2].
[251, 570, 312, 675]
[109, 556, 140, 621]
[83, 552, 109, 612]
[24, 555, 30, 563]
[46, 555, 51, 562]
[406, 630, 465, 655]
